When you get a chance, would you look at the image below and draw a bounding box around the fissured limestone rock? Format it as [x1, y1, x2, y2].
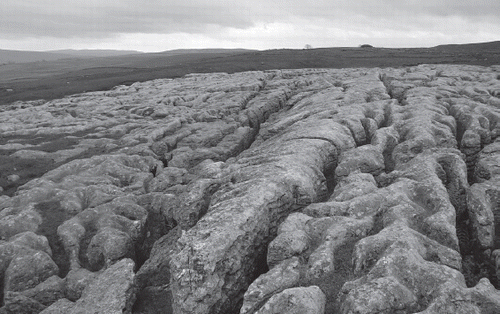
[1, 291, 46, 314]
[467, 182, 497, 249]
[240, 257, 302, 314]
[67, 258, 136, 314]
[20, 275, 65, 306]
[38, 298, 75, 314]
[4, 250, 59, 293]
[4, 65, 500, 314]
[255, 285, 326, 314]
[64, 268, 97, 302]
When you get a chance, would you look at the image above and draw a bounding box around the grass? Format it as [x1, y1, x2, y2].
[1, 42, 500, 105]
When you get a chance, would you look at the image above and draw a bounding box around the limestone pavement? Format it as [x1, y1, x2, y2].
[1, 65, 500, 313]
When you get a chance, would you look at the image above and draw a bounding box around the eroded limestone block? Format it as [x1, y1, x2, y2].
[335, 145, 385, 179]
[467, 182, 499, 249]
[340, 276, 418, 314]
[86, 227, 134, 271]
[0, 204, 43, 240]
[5, 65, 500, 314]
[1, 291, 46, 314]
[57, 197, 147, 270]
[68, 258, 136, 314]
[331, 171, 377, 202]
[7, 232, 52, 257]
[63, 268, 98, 302]
[240, 257, 302, 314]
[414, 278, 500, 314]
[267, 230, 310, 268]
[20, 275, 65, 306]
[475, 142, 500, 183]
[145, 166, 191, 193]
[4, 250, 59, 293]
[255, 285, 326, 314]
[173, 178, 221, 230]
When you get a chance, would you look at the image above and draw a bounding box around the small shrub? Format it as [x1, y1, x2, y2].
[359, 44, 374, 48]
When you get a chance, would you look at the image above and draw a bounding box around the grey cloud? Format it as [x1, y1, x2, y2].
[1, 0, 499, 39]
[277, 1, 499, 23]
[344, 0, 500, 19]
[0, 1, 255, 38]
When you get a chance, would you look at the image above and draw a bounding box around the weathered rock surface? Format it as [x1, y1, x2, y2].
[67, 258, 136, 314]
[2, 65, 500, 313]
[4, 249, 59, 293]
[255, 285, 326, 314]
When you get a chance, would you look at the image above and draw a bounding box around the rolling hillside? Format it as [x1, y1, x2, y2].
[1, 42, 499, 105]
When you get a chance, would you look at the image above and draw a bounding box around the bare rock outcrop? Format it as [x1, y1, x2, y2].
[255, 285, 326, 314]
[2, 65, 500, 313]
[38, 258, 136, 314]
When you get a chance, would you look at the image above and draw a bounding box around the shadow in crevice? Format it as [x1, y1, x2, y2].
[35, 200, 72, 278]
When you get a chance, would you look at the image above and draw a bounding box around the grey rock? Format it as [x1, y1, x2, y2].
[306, 216, 374, 280]
[255, 286, 326, 314]
[1, 291, 46, 314]
[341, 276, 418, 314]
[135, 225, 182, 291]
[4, 65, 500, 314]
[212, 126, 256, 160]
[86, 227, 134, 270]
[68, 258, 136, 314]
[57, 197, 147, 270]
[0, 205, 43, 240]
[4, 250, 59, 293]
[20, 275, 65, 306]
[38, 298, 74, 314]
[169, 116, 353, 313]
[331, 171, 377, 202]
[173, 178, 221, 229]
[414, 278, 500, 314]
[64, 268, 97, 301]
[474, 141, 500, 182]
[135, 192, 177, 260]
[277, 212, 313, 234]
[6, 175, 20, 183]
[335, 145, 385, 179]
[240, 257, 302, 314]
[8, 232, 52, 256]
[145, 166, 191, 193]
[191, 159, 226, 179]
[267, 230, 309, 268]
[467, 181, 498, 249]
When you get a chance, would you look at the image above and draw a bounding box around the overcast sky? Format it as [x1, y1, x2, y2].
[1, 0, 499, 52]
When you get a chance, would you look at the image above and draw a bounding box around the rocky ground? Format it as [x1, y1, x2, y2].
[1, 64, 500, 313]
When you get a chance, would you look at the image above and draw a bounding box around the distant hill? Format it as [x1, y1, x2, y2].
[1, 41, 500, 105]
[433, 40, 500, 51]
[0, 49, 143, 64]
[0, 49, 75, 64]
[47, 49, 143, 58]
[0, 48, 252, 65]
[154, 48, 256, 56]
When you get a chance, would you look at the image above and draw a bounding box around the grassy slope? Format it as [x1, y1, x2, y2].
[0, 49, 76, 64]
[1, 43, 500, 105]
